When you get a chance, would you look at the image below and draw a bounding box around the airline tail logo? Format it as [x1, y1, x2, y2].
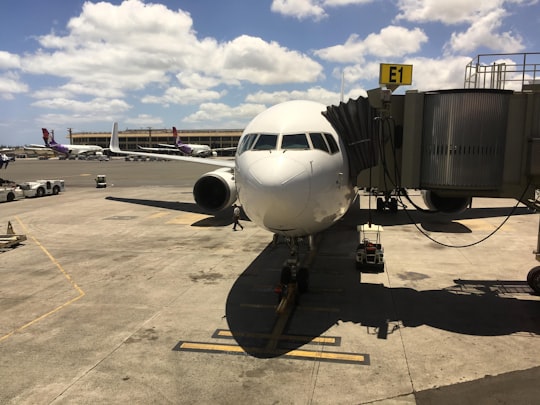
[42, 128, 50, 146]
[173, 127, 192, 155]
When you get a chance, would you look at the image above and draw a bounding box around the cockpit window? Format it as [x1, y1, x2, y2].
[309, 133, 329, 152]
[281, 134, 309, 150]
[323, 133, 339, 154]
[237, 133, 257, 155]
[252, 134, 278, 150]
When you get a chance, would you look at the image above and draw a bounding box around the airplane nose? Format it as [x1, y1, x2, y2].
[244, 155, 310, 231]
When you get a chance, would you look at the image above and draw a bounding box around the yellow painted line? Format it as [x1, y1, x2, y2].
[214, 329, 339, 345]
[0, 217, 85, 343]
[174, 341, 368, 364]
[80, 173, 92, 177]
[148, 212, 170, 219]
[166, 213, 210, 224]
[288, 348, 365, 363]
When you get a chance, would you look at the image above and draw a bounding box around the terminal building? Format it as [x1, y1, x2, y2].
[68, 128, 243, 153]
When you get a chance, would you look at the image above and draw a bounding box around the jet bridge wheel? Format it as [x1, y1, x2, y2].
[527, 266, 540, 294]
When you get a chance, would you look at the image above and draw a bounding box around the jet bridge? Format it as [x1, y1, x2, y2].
[324, 53, 540, 211]
[323, 52, 540, 292]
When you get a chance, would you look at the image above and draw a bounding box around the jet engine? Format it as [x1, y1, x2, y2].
[421, 190, 472, 214]
[193, 168, 237, 212]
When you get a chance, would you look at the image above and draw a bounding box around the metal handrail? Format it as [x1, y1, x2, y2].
[464, 52, 540, 91]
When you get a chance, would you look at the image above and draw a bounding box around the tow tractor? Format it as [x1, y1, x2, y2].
[19, 179, 64, 198]
[356, 224, 385, 271]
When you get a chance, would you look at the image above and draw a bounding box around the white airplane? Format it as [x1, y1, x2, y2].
[25, 129, 105, 158]
[137, 126, 235, 157]
[110, 100, 354, 240]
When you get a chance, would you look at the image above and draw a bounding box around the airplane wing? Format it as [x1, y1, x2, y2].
[137, 145, 182, 153]
[156, 143, 177, 148]
[109, 123, 235, 168]
[24, 145, 50, 151]
[0, 148, 15, 152]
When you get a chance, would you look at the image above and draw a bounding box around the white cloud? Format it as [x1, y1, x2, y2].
[0, 72, 28, 100]
[446, 9, 524, 54]
[0, 51, 21, 70]
[141, 87, 224, 106]
[404, 56, 472, 90]
[31, 97, 131, 114]
[19, 0, 322, 98]
[183, 102, 266, 125]
[246, 86, 342, 105]
[216, 35, 323, 85]
[271, 0, 373, 20]
[396, 0, 502, 24]
[271, 0, 327, 21]
[315, 26, 428, 63]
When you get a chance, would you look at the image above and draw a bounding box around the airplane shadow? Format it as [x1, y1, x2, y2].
[224, 205, 540, 358]
[105, 196, 250, 227]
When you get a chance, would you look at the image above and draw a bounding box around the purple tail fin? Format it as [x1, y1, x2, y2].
[42, 128, 50, 146]
[173, 127, 192, 155]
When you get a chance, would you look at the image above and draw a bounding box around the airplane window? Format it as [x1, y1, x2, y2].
[281, 134, 310, 150]
[237, 133, 257, 154]
[309, 133, 329, 152]
[323, 133, 339, 154]
[252, 134, 277, 150]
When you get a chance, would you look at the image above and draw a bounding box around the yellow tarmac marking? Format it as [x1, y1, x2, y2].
[214, 329, 339, 345]
[0, 217, 85, 343]
[148, 212, 170, 219]
[174, 341, 368, 364]
[166, 213, 210, 224]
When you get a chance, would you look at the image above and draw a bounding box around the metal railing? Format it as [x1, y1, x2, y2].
[464, 52, 540, 91]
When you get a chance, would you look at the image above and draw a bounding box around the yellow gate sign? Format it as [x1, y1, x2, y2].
[379, 64, 413, 86]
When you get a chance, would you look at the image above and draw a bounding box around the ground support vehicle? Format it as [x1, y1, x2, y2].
[0, 180, 24, 203]
[0, 221, 26, 251]
[356, 224, 385, 271]
[95, 175, 107, 188]
[19, 179, 64, 198]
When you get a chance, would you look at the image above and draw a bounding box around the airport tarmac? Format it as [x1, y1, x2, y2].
[1, 158, 539, 404]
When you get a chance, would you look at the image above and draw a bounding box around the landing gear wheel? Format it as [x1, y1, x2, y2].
[376, 197, 384, 212]
[297, 267, 309, 294]
[280, 265, 292, 285]
[389, 197, 398, 213]
[527, 266, 540, 294]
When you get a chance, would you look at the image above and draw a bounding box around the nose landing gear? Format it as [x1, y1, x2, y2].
[274, 237, 311, 314]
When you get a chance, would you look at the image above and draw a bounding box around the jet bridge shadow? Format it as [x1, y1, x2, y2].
[356, 205, 533, 233]
[224, 205, 540, 359]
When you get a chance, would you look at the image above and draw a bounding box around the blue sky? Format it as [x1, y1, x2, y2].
[1, 0, 539, 146]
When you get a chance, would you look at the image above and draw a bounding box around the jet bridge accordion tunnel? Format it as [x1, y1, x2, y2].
[323, 88, 540, 211]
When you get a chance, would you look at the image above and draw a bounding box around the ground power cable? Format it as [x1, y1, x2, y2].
[396, 181, 533, 249]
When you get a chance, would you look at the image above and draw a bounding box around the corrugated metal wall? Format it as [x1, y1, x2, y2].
[420, 90, 511, 190]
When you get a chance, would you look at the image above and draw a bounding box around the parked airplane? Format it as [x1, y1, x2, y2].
[111, 100, 354, 239]
[137, 127, 235, 157]
[25, 129, 105, 158]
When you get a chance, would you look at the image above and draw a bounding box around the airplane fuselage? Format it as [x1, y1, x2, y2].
[235, 100, 354, 237]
